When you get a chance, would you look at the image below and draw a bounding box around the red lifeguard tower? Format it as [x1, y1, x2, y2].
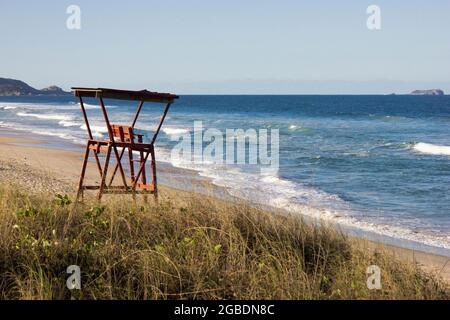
[72, 87, 179, 201]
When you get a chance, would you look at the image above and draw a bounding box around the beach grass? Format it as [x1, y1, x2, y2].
[0, 185, 448, 300]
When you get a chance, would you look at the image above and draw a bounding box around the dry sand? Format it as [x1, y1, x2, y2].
[0, 132, 449, 282]
[0, 134, 97, 194]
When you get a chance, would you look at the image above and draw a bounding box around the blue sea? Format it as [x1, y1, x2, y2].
[1, 95, 450, 254]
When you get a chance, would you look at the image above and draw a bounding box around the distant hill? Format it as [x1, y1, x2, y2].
[410, 89, 444, 96]
[0, 77, 71, 96]
[40, 85, 70, 95]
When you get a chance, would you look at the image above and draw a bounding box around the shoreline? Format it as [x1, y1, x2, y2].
[0, 129, 449, 282]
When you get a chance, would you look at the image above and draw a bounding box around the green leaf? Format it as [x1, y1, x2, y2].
[16, 207, 38, 218]
[54, 194, 72, 207]
[213, 244, 222, 254]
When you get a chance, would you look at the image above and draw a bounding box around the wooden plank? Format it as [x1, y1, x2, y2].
[72, 87, 179, 103]
[136, 183, 155, 191]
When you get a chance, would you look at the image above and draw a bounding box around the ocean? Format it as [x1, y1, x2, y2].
[1, 95, 450, 255]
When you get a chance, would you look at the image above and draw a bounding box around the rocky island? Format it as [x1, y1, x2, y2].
[410, 89, 444, 96]
[0, 77, 70, 96]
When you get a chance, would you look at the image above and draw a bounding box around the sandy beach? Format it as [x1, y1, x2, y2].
[0, 129, 449, 283]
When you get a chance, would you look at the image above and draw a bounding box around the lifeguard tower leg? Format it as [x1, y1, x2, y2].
[76, 143, 91, 201]
[128, 147, 137, 202]
[138, 136, 148, 203]
[98, 146, 112, 200]
[93, 152, 103, 178]
[151, 147, 158, 200]
[128, 148, 135, 183]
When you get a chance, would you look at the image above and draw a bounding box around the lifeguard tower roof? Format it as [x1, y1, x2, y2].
[71, 87, 179, 103]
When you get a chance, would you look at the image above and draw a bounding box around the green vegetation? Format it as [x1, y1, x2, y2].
[0, 185, 448, 300]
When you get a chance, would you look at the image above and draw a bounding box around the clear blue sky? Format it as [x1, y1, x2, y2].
[1, 0, 449, 94]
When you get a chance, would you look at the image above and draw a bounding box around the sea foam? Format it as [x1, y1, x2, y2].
[414, 142, 450, 156]
[17, 112, 73, 121]
[162, 127, 190, 137]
